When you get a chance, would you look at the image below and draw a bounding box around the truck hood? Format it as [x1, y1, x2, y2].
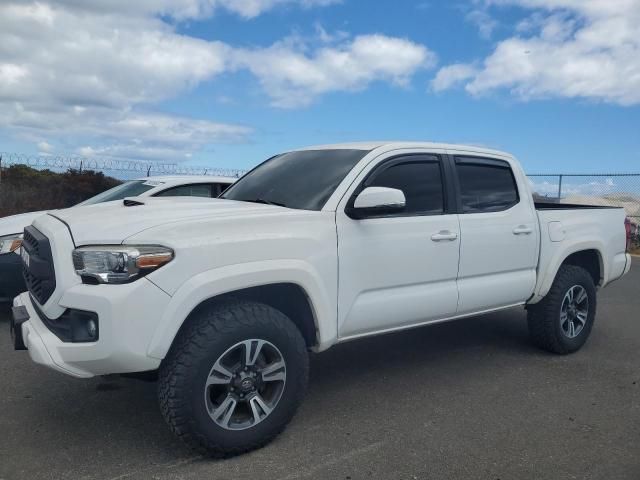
[45, 197, 291, 245]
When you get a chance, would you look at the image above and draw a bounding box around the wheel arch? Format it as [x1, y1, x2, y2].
[146, 260, 336, 360]
[184, 283, 318, 349]
[560, 249, 602, 287]
[533, 245, 605, 303]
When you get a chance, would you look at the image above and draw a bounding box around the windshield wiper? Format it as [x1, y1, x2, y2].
[243, 198, 288, 208]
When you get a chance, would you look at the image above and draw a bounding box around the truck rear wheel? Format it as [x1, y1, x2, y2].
[158, 300, 309, 457]
[527, 265, 597, 354]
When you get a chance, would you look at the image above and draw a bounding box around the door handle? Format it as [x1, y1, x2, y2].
[431, 230, 458, 242]
[513, 225, 533, 235]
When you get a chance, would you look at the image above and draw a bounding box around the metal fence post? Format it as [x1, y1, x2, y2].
[558, 174, 563, 200]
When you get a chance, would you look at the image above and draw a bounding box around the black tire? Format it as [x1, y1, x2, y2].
[527, 265, 597, 354]
[158, 300, 309, 457]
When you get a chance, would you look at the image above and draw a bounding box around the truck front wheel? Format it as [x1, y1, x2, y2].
[158, 300, 309, 457]
[527, 265, 597, 354]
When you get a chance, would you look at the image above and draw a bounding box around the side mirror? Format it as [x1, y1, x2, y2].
[348, 187, 406, 219]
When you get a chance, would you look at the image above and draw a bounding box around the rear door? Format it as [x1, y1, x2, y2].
[452, 154, 538, 313]
[336, 152, 460, 338]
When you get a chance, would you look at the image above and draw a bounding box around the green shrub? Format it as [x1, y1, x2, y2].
[0, 165, 121, 217]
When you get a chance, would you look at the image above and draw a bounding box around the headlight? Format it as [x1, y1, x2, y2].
[0, 233, 23, 255]
[72, 245, 174, 284]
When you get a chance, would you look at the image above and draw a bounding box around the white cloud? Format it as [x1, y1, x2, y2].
[236, 34, 436, 108]
[37, 141, 54, 153]
[0, 1, 433, 160]
[466, 8, 499, 39]
[214, 0, 341, 19]
[50, 0, 342, 20]
[431, 64, 478, 92]
[0, 1, 249, 160]
[434, 0, 640, 105]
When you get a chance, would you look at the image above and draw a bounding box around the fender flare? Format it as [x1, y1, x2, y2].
[146, 259, 336, 359]
[533, 241, 605, 302]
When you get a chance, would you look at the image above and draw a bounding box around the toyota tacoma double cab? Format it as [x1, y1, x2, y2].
[11, 142, 631, 457]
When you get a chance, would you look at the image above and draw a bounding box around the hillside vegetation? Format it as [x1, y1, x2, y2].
[0, 165, 121, 218]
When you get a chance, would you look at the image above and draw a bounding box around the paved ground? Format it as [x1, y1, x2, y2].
[0, 261, 638, 480]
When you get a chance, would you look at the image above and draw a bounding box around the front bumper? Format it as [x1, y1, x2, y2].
[12, 278, 170, 378]
[0, 252, 26, 302]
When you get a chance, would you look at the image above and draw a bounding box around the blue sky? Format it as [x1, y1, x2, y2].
[1, 0, 639, 174]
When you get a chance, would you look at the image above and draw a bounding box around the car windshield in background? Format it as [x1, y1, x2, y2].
[221, 149, 369, 211]
[77, 180, 159, 206]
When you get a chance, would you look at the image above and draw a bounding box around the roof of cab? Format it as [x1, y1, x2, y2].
[296, 141, 513, 158]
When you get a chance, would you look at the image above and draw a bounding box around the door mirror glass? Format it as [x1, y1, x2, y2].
[350, 187, 406, 218]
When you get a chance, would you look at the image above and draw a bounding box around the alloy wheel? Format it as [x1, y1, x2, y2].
[204, 339, 286, 430]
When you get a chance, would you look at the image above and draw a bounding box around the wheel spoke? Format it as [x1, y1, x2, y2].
[567, 321, 576, 338]
[575, 287, 587, 305]
[211, 395, 237, 428]
[575, 310, 588, 325]
[243, 340, 266, 367]
[566, 287, 574, 304]
[249, 393, 273, 424]
[261, 360, 286, 383]
[206, 360, 234, 386]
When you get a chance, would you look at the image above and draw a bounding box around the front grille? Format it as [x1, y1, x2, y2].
[22, 226, 56, 305]
[22, 228, 40, 256]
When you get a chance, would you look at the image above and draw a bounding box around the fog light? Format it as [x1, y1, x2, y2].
[39, 308, 100, 343]
[87, 319, 97, 339]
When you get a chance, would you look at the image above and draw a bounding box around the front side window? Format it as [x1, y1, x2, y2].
[455, 158, 519, 213]
[155, 184, 212, 198]
[366, 158, 444, 215]
[221, 149, 369, 211]
[77, 180, 157, 206]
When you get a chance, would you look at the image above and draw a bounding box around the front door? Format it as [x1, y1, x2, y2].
[336, 153, 460, 339]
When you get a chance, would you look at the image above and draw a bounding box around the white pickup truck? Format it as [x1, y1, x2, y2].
[11, 142, 631, 457]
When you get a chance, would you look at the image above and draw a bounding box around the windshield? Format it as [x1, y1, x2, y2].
[221, 149, 369, 211]
[77, 180, 158, 206]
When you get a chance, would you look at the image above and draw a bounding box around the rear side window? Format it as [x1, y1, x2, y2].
[214, 182, 233, 196]
[155, 184, 212, 198]
[455, 158, 519, 213]
[367, 158, 444, 215]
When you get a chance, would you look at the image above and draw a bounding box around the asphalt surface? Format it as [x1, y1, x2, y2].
[1, 260, 638, 480]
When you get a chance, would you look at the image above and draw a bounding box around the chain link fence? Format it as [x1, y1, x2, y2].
[528, 173, 640, 219]
[0, 152, 247, 180]
[529, 173, 640, 252]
